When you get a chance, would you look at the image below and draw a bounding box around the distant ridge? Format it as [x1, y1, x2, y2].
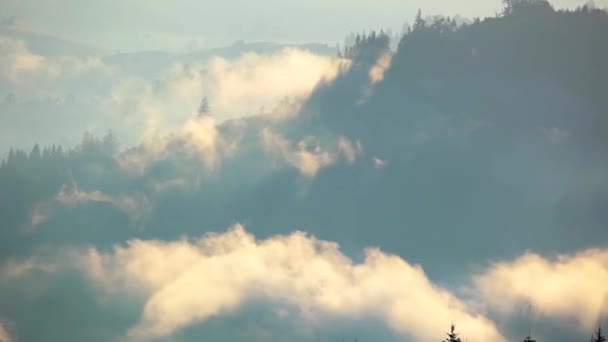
[103, 41, 337, 78]
[0, 25, 103, 57]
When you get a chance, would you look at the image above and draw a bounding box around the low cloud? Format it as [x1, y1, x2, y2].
[0, 36, 45, 80]
[207, 48, 350, 119]
[0, 35, 112, 98]
[372, 157, 388, 169]
[369, 52, 392, 84]
[27, 182, 149, 230]
[474, 248, 608, 329]
[261, 129, 363, 176]
[1, 37, 348, 155]
[338, 136, 363, 164]
[105, 48, 350, 144]
[261, 128, 335, 177]
[5, 225, 606, 341]
[117, 114, 238, 177]
[82, 224, 504, 342]
[1, 258, 58, 279]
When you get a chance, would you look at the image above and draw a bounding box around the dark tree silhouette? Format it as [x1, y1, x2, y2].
[413, 9, 426, 31]
[522, 333, 537, 342]
[593, 326, 606, 342]
[502, 0, 552, 15]
[444, 324, 462, 342]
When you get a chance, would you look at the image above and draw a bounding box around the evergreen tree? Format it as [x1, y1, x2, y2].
[502, 0, 552, 15]
[6, 149, 15, 167]
[30, 144, 41, 161]
[101, 130, 118, 155]
[522, 332, 536, 342]
[593, 326, 606, 342]
[413, 9, 426, 31]
[444, 324, 462, 342]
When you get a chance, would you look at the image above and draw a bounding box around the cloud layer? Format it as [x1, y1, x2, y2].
[0, 35, 348, 153]
[83, 224, 504, 341]
[474, 249, 608, 329]
[28, 182, 149, 231]
[2, 224, 607, 341]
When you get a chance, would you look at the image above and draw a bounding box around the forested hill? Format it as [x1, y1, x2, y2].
[305, 0, 608, 156]
[0, 1, 607, 341]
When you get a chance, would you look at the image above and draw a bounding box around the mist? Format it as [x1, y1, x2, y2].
[1, 1, 608, 341]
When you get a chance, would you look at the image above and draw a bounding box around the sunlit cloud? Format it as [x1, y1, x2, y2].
[1, 258, 58, 279]
[82, 224, 505, 342]
[104, 48, 350, 143]
[474, 248, 608, 329]
[116, 114, 238, 178]
[369, 52, 392, 84]
[0, 35, 113, 97]
[0, 38, 349, 154]
[27, 182, 149, 231]
[261, 128, 364, 176]
[5, 225, 607, 341]
[372, 157, 387, 169]
[338, 136, 363, 164]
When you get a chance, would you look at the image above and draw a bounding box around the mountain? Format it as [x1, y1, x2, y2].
[0, 2, 607, 341]
[103, 41, 337, 78]
[0, 25, 103, 57]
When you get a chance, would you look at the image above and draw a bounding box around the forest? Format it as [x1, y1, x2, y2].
[0, 0, 607, 341]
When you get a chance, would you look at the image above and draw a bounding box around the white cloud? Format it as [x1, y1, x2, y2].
[0, 38, 348, 155]
[0, 36, 45, 79]
[474, 248, 608, 329]
[261, 129, 364, 176]
[261, 128, 335, 177]
[372, 157, 388, 169]
[369, 52, 392, 84]
[57, 183, 149, 222]
[104, 49, 350, 143]
[27, 182, 149, 230]
[337, 136, 363, 164]
[82, 224, 505, 342]
[207, 48, 349, 120]
[8, 224, 607, 341]
[1, 258, 58, 279]
[0, 35, 113, 97]
[260, 96, 306, 121]
[117, 114, 238, 177]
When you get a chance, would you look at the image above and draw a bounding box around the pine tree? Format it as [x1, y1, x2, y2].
[30, 144, 41, 161]
[593, 326, 606, 342]
[522, 332, 536, 342]
[414, 9, 426, 31]
[444, 324, 462, 342]
[101, 130, 118, 155]
[6, 149, 15, 166]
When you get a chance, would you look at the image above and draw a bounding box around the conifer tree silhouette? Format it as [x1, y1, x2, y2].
[593, 326, 606, 342]
[521, 330, 536, 342]
[444, 324, 462, 342]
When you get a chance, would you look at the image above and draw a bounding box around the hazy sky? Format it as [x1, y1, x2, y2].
[2, 0, 600, 52]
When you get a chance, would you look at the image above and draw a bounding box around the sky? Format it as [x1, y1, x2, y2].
[1, 0, 602, 52]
